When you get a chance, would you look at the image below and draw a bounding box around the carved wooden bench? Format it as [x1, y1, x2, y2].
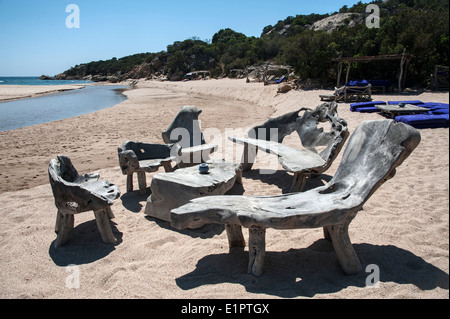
[230, 102, 349, 192]
[171, 120, 421, 276]
[48, 155, 121, 247]
[118, 141, 181, 194]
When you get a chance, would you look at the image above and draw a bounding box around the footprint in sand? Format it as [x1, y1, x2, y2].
[100, 267, 127, 290]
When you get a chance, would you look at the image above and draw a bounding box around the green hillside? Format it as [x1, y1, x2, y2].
[56, 0, 449, 89]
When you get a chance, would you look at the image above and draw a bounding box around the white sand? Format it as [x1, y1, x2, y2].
[0, 84, 86, 102]
[0, 79, 448, 299]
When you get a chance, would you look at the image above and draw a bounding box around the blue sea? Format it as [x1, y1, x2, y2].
[0, 78, 128, 131]
[0, 76, 91, 86]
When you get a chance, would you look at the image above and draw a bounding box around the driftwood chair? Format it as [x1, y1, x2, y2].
[48, 155, 121, 247]
[171, 120, 421, 276]
[162, 105, 217, 168]
[118, 141, 181, 194]
[230, 102, 349, 192]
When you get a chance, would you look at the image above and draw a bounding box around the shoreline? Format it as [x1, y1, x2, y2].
[0, 84, 130, 132]
[0, 79, 448, 299]
[0, 79, 448, 193]
[0, 79, 274, 194]
[0, 84, 88, 102]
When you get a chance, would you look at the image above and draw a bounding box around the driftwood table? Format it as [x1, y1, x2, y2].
[171, 120, 421, 276]
[144, 161, 242, 224]
[376, 104, 429, 118]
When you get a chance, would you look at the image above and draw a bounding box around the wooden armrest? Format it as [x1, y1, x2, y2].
[118, 150, 140, 175]
[181, 144, 218, 154]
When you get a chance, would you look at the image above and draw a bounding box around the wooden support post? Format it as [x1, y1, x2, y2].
[161, 161, 173, 173]
[323, 226, 331, 241]
[290, 172, 307, 193]
[94, 209, 117, 244]
[126, 173, 133, 192]
[235, 167, 243, 185]
[326, 221, 362, 275]
[54, 210, 74, 248]
[105, 206, 115, 219]
[248, 227, 266, 276]
[137, 171, 147, 194]
[337, 61, 343, 88]
[226, 223, 246, 250]
[240, 143, 258, 171]
[399, 49, 407, 94]
[402, 57, 410, 91]
[336, 52, 343, 87]
[345, 61, 352, 85]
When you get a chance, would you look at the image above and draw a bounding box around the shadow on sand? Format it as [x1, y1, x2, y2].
[175, 241, 449, 298]
[48, 219, 123, 266]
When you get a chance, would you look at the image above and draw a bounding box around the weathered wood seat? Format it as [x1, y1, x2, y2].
[171, 120, 421, 276]
[118, 141, 181, 194]
[230, 102, 349, 192]
[162, 105, 218, 168]
[48, 155, 121, 247]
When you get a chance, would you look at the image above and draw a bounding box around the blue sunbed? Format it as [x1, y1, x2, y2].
[388, 100, 424, 105]
[355, 107, 380, 113]
[419, 102, 449, 115]
[395, 114, 449, 129]
[275, 76, 287, 84]
[350, 101, 386, 112]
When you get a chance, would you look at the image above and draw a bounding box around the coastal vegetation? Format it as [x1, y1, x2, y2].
[55, 0, 449, 88]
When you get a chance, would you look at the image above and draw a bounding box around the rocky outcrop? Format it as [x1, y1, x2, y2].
[310, 13, 363, 33]
[39, 75, 54, 80]
[277, 83, 292, 93]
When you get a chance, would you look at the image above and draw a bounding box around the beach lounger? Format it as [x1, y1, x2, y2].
[388, 100, 424, 105]
[350, 101, 386, 112]
[367, 80, 392, 93]
[355, 107, 380, 113]
[171, 120, 421, 276]
[275, 75, 287, 84]
[321, 80, 372, 103]
[419, 102, 449, 115]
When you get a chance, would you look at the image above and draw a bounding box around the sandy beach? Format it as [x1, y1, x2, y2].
[0, 84, 86, 102]
[0, 79, 448, 299]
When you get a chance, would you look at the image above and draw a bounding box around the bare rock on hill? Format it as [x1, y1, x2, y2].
[310, 13, 363, 33]
[125, 63, 153, 79]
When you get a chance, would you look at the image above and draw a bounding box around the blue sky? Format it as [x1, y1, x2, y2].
[0, 0, 363, 76]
